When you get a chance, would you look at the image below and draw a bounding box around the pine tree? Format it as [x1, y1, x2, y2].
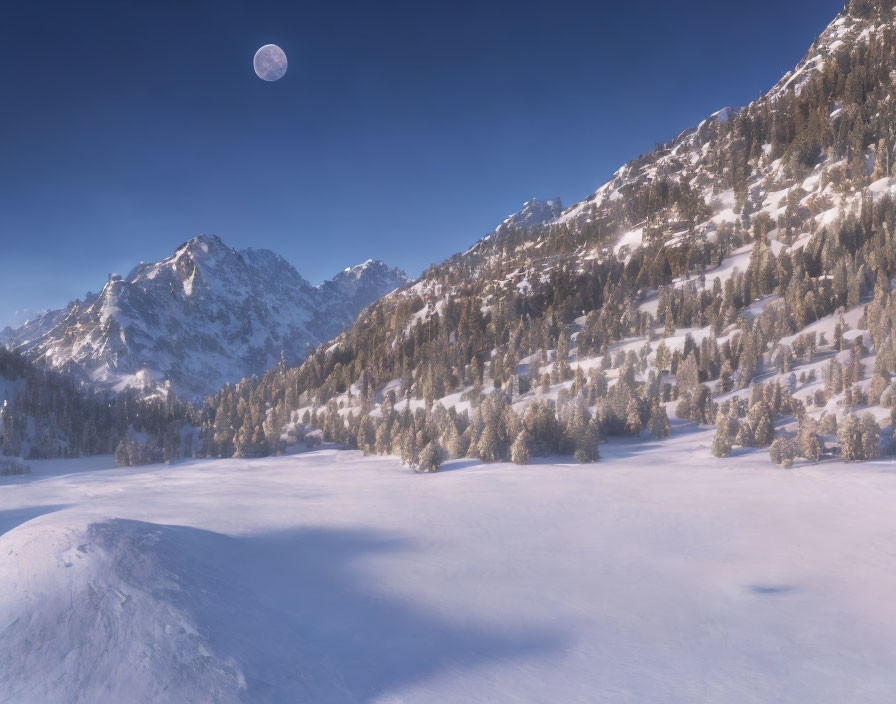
[648, 401, 671, 439]
[770, 437, 797, 468]
[163, 425, 181, 464]
[746, 402, 774, 448]
[676, 353, 700, 393]
[401, 426, 419, 467]
[797, 416, 823, 462]
[718, 360, 734, 393]
[860, 413, 882, 460]
[374, 421, 391, 454]
[510, 429, 532, 465]
[417, 440, 445, 472]
[573, 419, 600, 464]
[839, 413, 863, 461]
[445, 421, 462, 457]
[711, 410, 733, 458]
[114, 438, 131, 467]
[625, 398, 643, 436]
[477, 415, 501, 462]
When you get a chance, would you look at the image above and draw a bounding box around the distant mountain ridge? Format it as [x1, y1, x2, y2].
[0, 235, 408, 398]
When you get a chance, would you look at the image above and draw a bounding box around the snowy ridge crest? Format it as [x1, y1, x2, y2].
[1, 235, 409, 398]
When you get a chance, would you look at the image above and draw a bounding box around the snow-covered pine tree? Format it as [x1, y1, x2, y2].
[417, 440, 445, 472]
[510, 429, 532, 465]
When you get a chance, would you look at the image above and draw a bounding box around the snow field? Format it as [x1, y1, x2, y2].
[3, 439, 896, 702]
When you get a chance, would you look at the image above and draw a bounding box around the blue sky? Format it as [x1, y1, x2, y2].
[0, 0, 843, 327]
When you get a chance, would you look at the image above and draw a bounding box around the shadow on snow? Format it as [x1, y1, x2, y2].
[86, 519, 566, 703]
[0, 504, 71, 537]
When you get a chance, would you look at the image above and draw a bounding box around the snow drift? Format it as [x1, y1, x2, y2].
[0, 517, 249, 703]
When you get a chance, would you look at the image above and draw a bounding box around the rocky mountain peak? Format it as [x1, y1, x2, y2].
[1, 237, 408, 399]
[498, 198, 563, 232]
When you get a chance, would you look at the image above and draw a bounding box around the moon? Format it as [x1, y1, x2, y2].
[254, 44, 287, 82]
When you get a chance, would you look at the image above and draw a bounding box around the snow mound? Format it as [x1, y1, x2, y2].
[0, 517, 250, 703]
[0, 515, 369, 703]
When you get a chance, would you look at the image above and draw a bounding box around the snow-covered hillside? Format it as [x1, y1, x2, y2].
[406, 4, 896, 306]
[230, 1, 896, 474]
[3, 440, 896, 702]
[0, 236, 408, 398]
[497, 198, 563, 232]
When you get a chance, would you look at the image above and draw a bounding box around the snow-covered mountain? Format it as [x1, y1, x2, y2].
[0, 235, 408, 398]
[316, 259, 415, 333]
[6, 1, 896, 468]
[497, 198, 563, 232]
[439, 0, 896, 294]
[189, 0, 896, 468]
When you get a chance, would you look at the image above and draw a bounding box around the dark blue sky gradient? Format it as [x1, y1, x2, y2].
[0, 0, 843, 326]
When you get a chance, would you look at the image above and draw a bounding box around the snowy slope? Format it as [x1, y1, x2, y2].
[3, 440, 896, 702]
[316, 259, 413, 337]
[497, 198, 563, 232]
[300, 3, 896, 439]
[768, 10, 883, 101]
[406, 3, 894, 305]
[547, 6, 889, 240]
[0, 236, 407, 398]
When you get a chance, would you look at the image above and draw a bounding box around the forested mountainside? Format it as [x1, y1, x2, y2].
[176, 0, 896, 470]
[0, 347, 194, 462]
[5, 1, 896, 470]
[0, 235, 407, 399]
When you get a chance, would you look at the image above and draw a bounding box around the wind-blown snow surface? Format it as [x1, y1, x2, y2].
[3, 437, 896, 703]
